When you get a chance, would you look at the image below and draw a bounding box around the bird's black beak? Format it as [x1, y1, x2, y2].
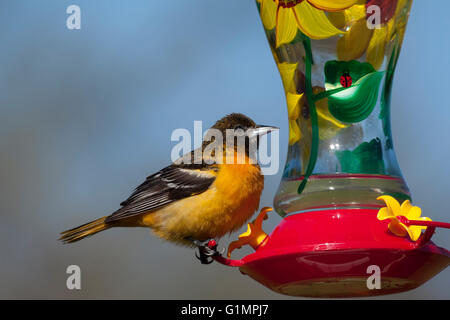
[247, 125, 279, 139]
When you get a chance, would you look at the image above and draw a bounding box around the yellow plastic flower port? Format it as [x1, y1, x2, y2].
[227, 207, 273, 258]
[257, 0, 358, 47]
[377, 195, 432, 241]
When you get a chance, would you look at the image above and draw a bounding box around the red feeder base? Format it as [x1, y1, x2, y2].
[222, 209, 450, 298]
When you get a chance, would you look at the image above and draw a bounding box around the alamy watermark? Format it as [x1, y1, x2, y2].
[66, 5, 81, 30]
[366, 265, 381, 290]
[171, 121, 279, 176]
[367, 5, 383, 30]
[66, 265, 81, 290]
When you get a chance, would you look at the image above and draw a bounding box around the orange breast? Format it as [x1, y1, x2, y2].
[141, 162, 264, 245]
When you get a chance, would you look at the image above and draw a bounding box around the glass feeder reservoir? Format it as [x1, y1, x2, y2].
[271, 0, 412, 215]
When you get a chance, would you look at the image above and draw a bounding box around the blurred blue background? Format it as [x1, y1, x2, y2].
[0, 0, 448, 299]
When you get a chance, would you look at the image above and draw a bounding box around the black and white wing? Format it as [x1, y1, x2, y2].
[105, 163, 217, 223]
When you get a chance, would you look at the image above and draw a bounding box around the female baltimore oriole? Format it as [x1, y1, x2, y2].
[60, 113, 277, 260]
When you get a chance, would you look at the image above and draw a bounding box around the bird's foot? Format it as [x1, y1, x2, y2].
[192, 239, 223, 265]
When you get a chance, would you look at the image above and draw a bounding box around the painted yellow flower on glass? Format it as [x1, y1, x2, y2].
[257, 0, 359, 47]
[277, 62, 303, 144]
[377, 195, 432, 241]
[329, 0, 410, 69]
[277, 61, 348, 145]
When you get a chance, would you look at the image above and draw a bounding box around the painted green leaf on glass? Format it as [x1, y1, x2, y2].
[324, 60, 384, 123]
[335, 138, 385, 174]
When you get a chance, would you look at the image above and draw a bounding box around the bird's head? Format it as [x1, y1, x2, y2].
[204, 113, 278, 154]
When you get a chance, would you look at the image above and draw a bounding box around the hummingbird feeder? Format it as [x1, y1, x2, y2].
[211, 0, 449, 298]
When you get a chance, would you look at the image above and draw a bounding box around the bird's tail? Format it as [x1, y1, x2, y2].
[59, 216, 109, 244]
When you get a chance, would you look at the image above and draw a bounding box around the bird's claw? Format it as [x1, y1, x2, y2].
[193, 239, 222, 265]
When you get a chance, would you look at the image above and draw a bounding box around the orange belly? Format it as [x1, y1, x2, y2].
[140, 163, 264, 245]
